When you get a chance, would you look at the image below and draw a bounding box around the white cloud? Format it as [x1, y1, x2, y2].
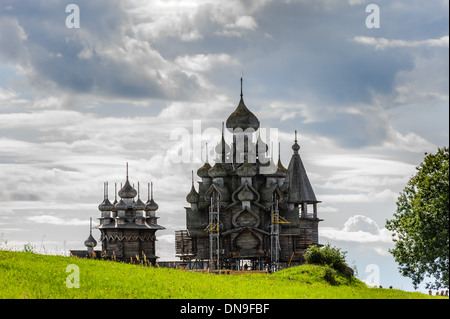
[0, 16, 28, 61]
[393, 54, 449, 105]
[175, 53, 238, 73]
[348, 0, 366, 5]
[222, 15, 258, 36]
[382, 127, 437, 153]
[27, 215, 90, 226]
[263, 101, 312, 122]
[0, 110, 86, 130]
[343, 215, 380, 234]
[320, 189, 399, 204]
[0, 87, 28, 109]
[318, 205, 339, 213]
[352, 35, 449, 50]
[315, 154, 416, 177]
[320, 215, 392, 245]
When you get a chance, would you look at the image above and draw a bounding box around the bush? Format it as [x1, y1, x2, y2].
[23, 242, 35, 254]
[305, 244, 348, 273]
[323, 266, 337, 285]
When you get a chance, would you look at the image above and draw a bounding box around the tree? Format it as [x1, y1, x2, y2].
[386, 147, 449, 290]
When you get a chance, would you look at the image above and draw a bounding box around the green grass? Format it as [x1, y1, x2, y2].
[0, 250, 442, 299]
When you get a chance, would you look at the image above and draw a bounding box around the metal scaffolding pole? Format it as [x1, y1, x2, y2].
[206, 191, 220, 271]
[270, 194, 290, 273]
[270, 196, 280, 273]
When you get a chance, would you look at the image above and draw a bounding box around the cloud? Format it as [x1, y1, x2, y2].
[314, 154, 416, 197]
[0, 16, 28, 62]
[392, 53, 449, 105]
[321, 215, 392, 244]
[27, 214, 90, 226]
[343, 215, 380, 234]
[0, 0, 205, 102]
[219, 15, 258, 37]
[175, 54, 238, 73]
[316, 154, 415, 177]
[0, 87, 28, 109]
[352, 35, 449, 50]
[320, 189, 399, 204]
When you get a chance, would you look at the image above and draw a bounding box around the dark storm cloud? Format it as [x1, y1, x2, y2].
[238, 1, 417, 105]
[0, 0, 202, 101]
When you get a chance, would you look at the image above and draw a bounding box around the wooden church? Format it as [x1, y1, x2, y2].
[175, 79, 322, 271]
[95, 165, 165, 264]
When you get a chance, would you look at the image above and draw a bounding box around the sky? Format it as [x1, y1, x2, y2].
[0, 0, 448, 293]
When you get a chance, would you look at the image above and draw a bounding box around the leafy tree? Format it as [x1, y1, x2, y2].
[386, 147, 449, 289]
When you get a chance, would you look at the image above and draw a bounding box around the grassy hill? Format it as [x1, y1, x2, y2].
[0, 250, 441, 299]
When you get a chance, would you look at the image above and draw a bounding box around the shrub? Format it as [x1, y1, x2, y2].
[305, 244, 348, 273]
[323, 266, 337, 285]
[23, 242, 35, 254]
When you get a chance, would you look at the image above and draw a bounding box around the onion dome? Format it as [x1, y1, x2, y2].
[197, 162, 212, 178]
[145, 182, 159, 212]
[186, 188, 199, 203]
[84, 218, 97, 248]
[145, 198, 159, 212]
[118, 163, 137, 199]
[197, 143, 212, 178]
[237, 183, 254, 202]
[115, 199, 128, 211]
[98, 182, 114, 211]
[226, 78, 260, 132]
[98, 198, 114, 211]
[134, 198, 146, 211]
[236, 160, 256, 177]
[118, 179, 137, 199]
[186, 171, 199, 203]
[208, 162, 228, 178]
[133, 182, 146, 211]
[84, 234, 97, 248]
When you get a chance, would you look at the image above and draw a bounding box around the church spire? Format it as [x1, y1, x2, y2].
[292, 130, 300, 154]
[286, 130, 317, 204]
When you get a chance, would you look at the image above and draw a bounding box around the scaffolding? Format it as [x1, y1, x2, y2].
[205, 190, 221, 271]
[270, 195, 290, 272]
